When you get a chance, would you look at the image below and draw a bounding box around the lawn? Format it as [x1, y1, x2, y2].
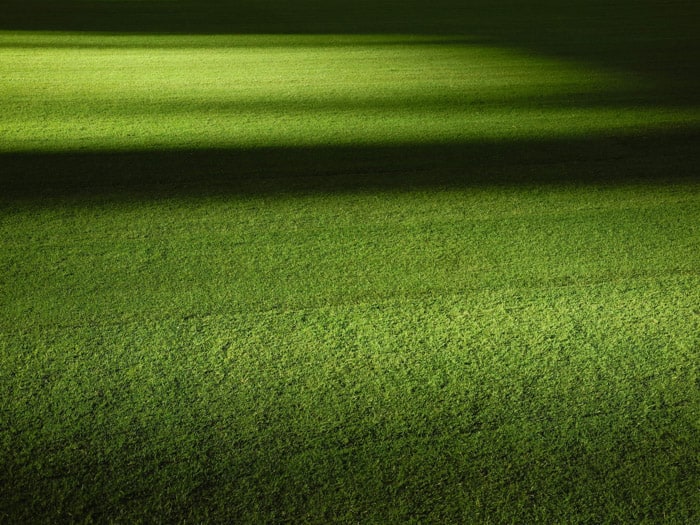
[1, 1, 699, 523]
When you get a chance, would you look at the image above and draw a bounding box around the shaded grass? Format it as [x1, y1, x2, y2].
[2, 128, 699, 200]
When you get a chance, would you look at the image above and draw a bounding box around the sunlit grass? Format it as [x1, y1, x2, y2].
[2, 32, 698, 152]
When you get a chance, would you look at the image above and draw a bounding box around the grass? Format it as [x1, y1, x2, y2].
[1, 33, 698, 152]
[3, 182, 699, 523]
[1, 1, 700, 522]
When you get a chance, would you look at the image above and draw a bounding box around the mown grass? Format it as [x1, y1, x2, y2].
[1, 1, 700, 522]
[1, 33, 698, 153]
[3, 179, 699, 523]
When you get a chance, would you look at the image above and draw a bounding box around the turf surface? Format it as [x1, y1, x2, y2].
[1, 1, 699, 523]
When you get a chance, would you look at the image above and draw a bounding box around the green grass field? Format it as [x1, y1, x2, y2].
[1, 1, 699, 523]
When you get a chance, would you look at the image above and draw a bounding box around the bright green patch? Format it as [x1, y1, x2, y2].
[1, 33, 698, 152]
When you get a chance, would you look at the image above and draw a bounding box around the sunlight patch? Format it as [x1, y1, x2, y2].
[0, 32, 698, 152]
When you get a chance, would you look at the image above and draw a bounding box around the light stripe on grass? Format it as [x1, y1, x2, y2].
[2, 32, 697, 152]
